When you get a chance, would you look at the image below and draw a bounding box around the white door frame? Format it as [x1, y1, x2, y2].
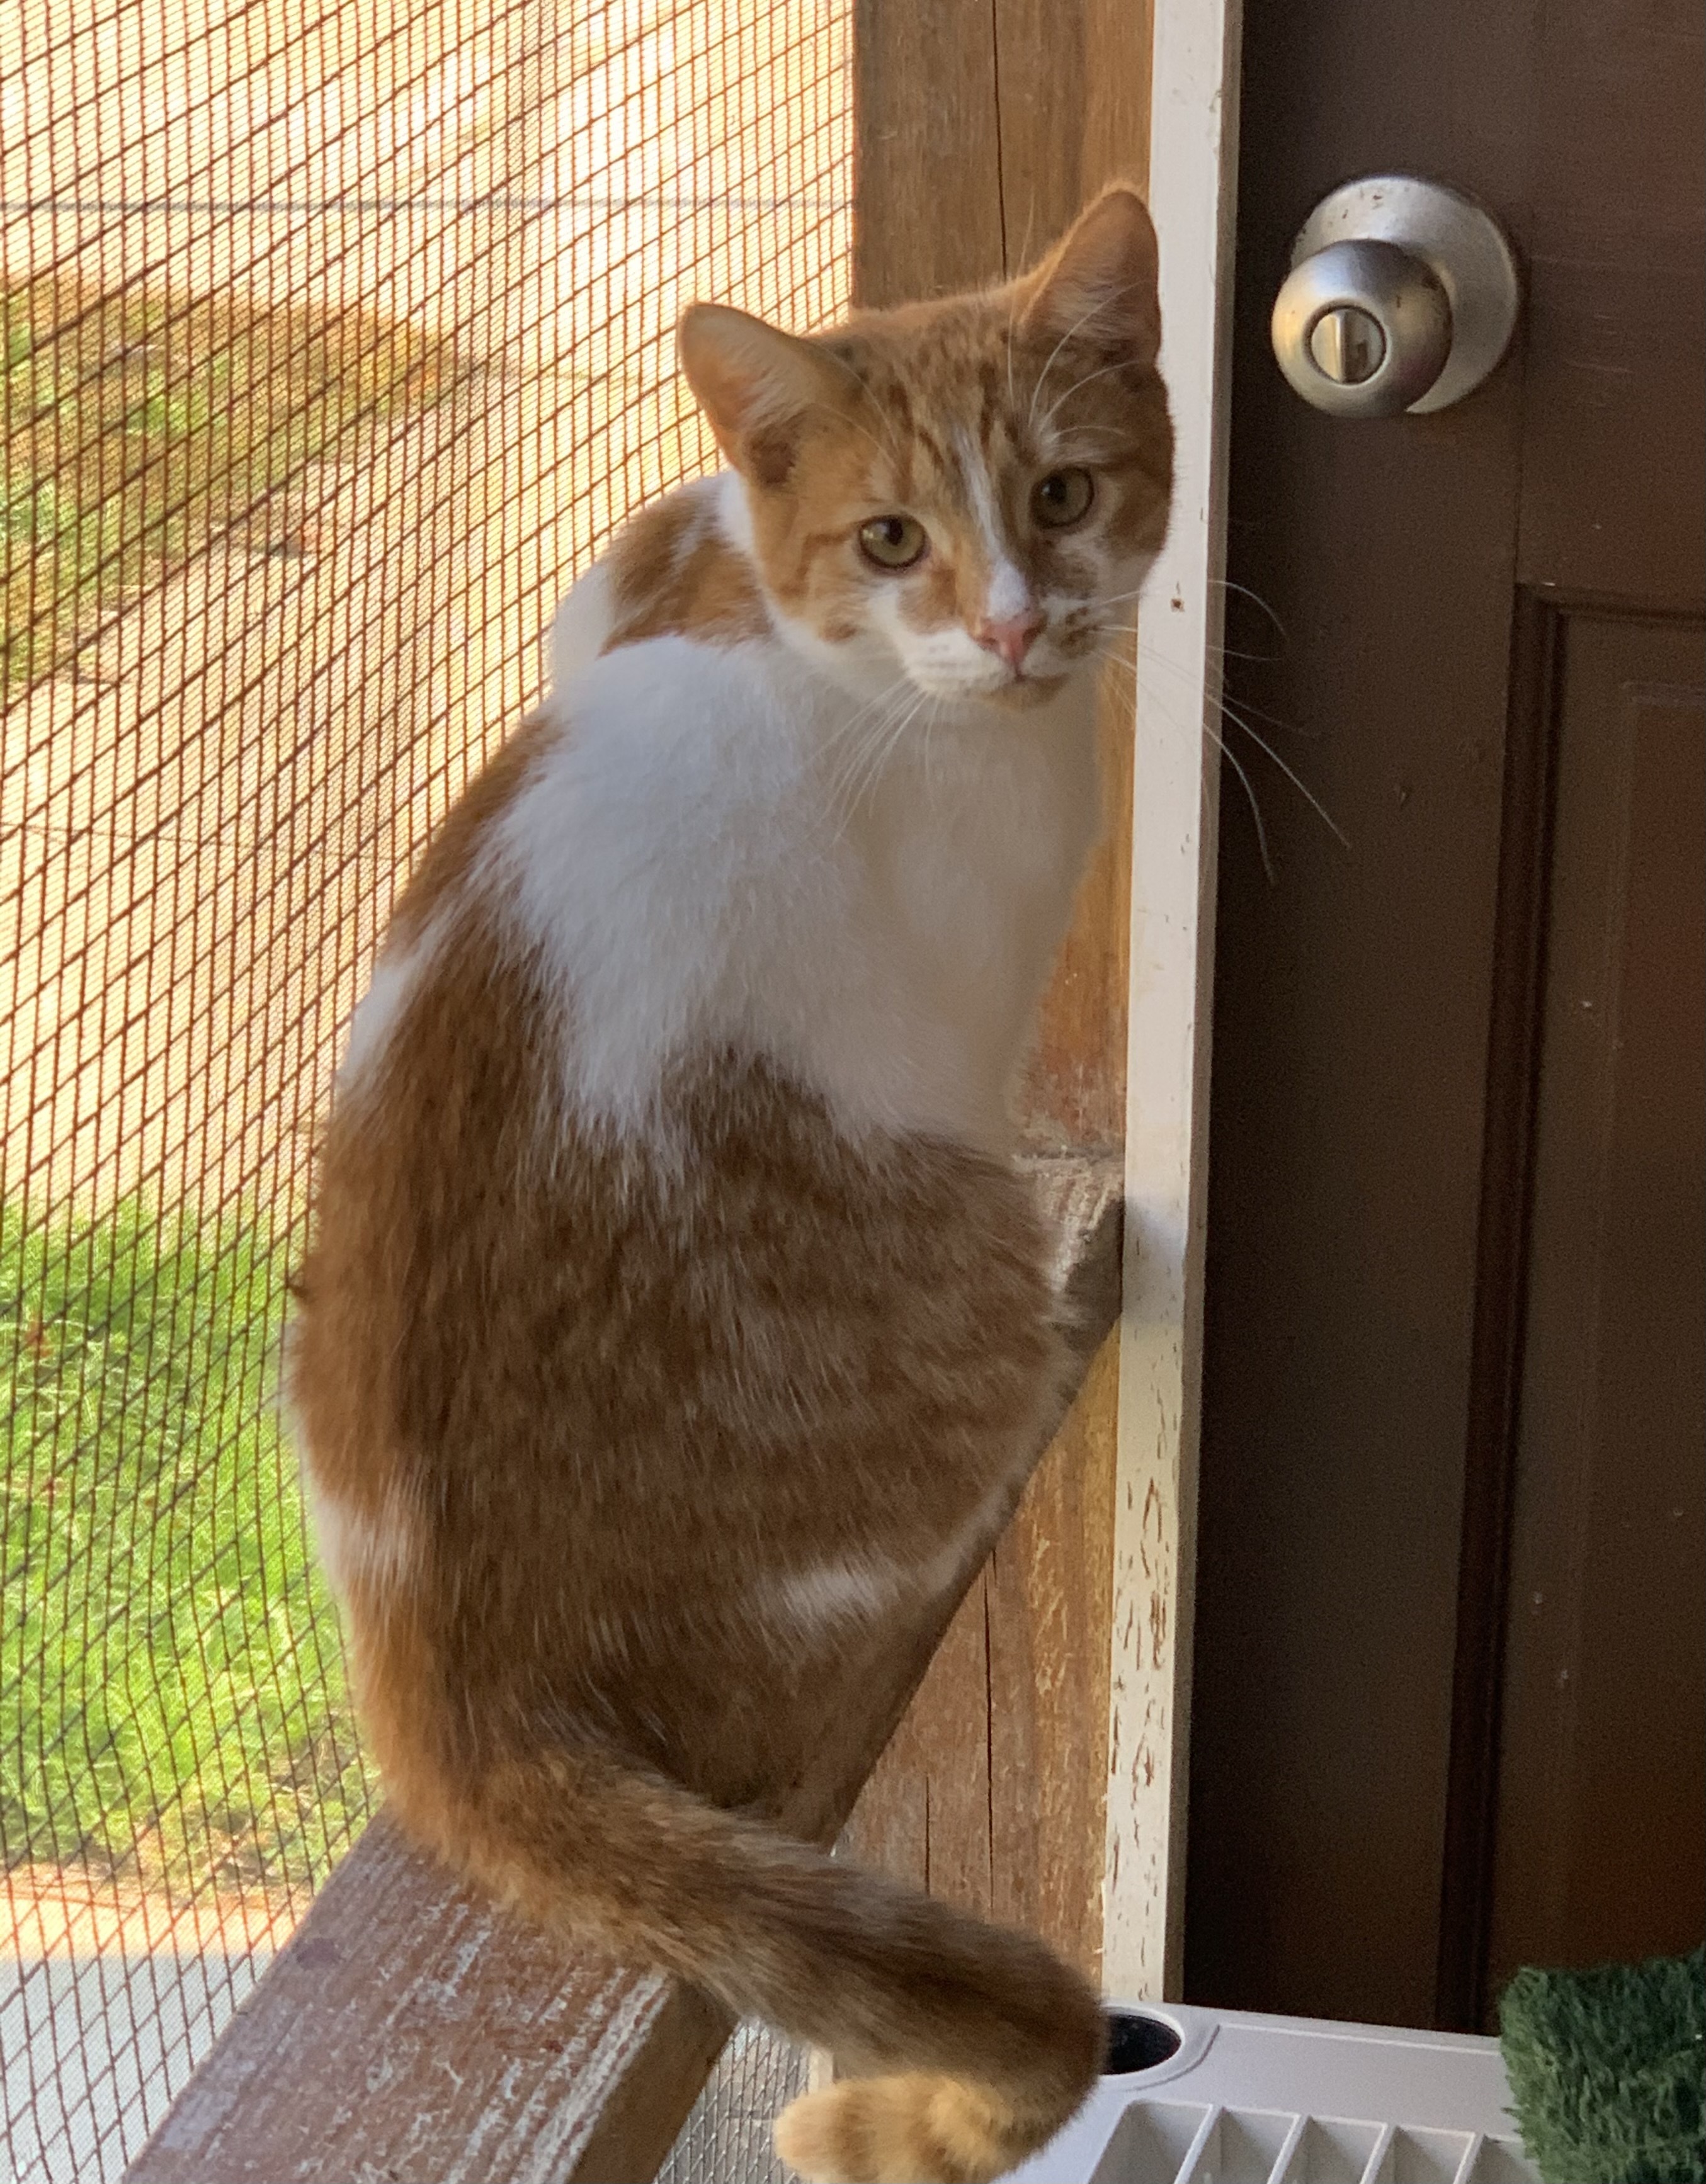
[1103, 0, 1245, 2000]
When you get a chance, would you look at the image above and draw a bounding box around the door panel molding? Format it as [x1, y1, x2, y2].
[1436, 590, 1562, 2031]
[1440, 591, 1706, 2028]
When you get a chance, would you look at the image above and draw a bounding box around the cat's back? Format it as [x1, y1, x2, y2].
[329, 470, 807, 1095]
[549, 468, 773, 685]
[292, 462, 1072, 1561]
[290, 716, 1056, 1752]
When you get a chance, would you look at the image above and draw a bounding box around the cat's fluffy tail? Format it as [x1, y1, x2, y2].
[436, 1744, 1105, 2184]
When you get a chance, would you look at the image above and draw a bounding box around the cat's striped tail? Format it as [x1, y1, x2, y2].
[429, 1742, 1105, 2184]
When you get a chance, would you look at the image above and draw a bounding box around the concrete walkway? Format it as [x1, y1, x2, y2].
[1, 1946, 270, 2183]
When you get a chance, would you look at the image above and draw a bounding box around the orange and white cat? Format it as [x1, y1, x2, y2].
[292, 184, 1172, 2184]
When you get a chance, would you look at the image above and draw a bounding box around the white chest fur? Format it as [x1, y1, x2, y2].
[343, 475, 1105, 1149]
[498, 622, 1100, 1148]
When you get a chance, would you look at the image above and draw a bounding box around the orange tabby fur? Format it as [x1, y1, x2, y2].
[292, 185, 1172, 2184]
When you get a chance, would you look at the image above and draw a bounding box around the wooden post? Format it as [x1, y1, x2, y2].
[845, 0, 1154, 1990]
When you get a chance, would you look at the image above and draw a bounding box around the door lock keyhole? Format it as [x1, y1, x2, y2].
[1271, 176, 1521, 419]
[1308, 305, 1387, 385]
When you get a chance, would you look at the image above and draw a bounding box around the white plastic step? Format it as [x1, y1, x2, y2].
[1007, 2001, 1540, 2184]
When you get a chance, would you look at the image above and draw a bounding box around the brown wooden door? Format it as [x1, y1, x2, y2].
[1479, 612, 1705, 2008]
[1186, 0, 1705, 2030]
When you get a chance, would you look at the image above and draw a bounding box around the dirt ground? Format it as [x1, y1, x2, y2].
[3, 1865, 294, 1959]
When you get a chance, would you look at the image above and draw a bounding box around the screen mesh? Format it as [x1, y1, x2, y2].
[1, 5, 850, 2175]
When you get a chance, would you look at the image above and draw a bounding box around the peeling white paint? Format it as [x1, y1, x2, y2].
[1104, 0, 1244, 2000]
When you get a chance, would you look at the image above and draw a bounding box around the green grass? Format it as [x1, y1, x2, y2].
[2, 281, 458, 696]
[1, 1197, 375, 1901]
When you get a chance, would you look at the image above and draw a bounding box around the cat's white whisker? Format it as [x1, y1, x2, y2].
[1091, 606, 1285, 668]
[1093, 641, 1278, 883]
[1208, 573, 1291, 645]
[1037, 354, 1140, 436]
[819, 676, 918, 825]
[1025, 278, 1142, 433]
[1109, 626, 1341, 840]
[1215, 696, 1351, 851]
[817, 672, 911, 769]
[921, 694, 946, 795]
[839, 687, 931, 820]
[1127, 642, 1313, 740]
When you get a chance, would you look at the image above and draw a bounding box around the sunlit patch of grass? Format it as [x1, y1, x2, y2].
[1, 1198, 374, 1902]
[1, 283, 459, 697]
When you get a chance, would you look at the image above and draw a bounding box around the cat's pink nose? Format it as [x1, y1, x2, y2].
[974, 610, 1045, 672]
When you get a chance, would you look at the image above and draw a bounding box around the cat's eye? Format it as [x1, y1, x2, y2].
[858, 514, 928, 570]
[1031, 468, 1095, 529]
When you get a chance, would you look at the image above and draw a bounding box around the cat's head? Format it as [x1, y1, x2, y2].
[678, 184, 1171, 710]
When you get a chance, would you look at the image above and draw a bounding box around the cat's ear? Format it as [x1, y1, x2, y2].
[1020, 184, 1161, 369]
[678, 304, 844, 487]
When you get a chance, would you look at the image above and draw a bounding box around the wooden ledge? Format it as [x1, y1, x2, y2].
[128, 1150, 1123, 2184]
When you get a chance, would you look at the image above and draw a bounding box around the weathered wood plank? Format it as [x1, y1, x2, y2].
[129, 1811, 730, 2184]
[988, 1328, 1120, 1974]
[846, 0, 1149, 1988]
[851, 0, 1004, 307]
[126, 1153, 1122, 2184]
[841, 1322, 1118, 1979]
[1008, 0, 1151, 1155]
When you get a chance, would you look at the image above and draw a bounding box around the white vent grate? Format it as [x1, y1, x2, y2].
[1008, 2003, 1542, 2184]
[1089, 2100, 1537, 2183]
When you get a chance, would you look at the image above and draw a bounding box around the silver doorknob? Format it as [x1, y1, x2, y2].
[1271, 176, 1521, 420]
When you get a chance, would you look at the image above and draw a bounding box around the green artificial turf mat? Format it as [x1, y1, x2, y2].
[1499, 1946, 1705, 2184]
